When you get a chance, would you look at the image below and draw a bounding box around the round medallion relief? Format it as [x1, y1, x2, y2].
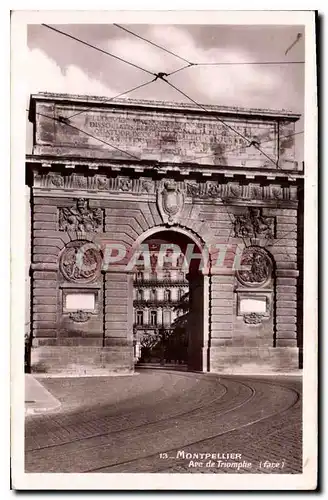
[236, 247, 272, 287]
[59, 240, 102, 283]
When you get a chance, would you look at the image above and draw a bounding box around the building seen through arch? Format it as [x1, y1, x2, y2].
[133, 237, 190, 365]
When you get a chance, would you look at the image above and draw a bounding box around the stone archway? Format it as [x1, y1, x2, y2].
[26, 92, 302, 375]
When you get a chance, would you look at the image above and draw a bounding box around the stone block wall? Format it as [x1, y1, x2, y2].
[30, 195, 136, 374]
[29, 179, 301, 374]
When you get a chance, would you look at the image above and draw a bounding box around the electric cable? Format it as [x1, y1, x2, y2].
[42, 24, 156, 77]
[195, 61, 304, 66]
[66, 77, 158, 119]
[113, 24, 304, 69]
[113, 23, 193, 65]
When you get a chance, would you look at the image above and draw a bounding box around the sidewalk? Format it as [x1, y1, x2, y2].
[25, 374, 61, 415]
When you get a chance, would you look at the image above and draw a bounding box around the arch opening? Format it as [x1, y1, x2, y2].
[132, 229, 208, 371]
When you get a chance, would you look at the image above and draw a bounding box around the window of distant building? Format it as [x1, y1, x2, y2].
[136, 289, 144, 301]
[164, 289, 171, 301]
[163, 309, 171, 325]
[150, 288, 157, 301]
[177, 254, 185, 268]
[150, 310, 157, 326]
[163, 270, 171, 279]
[137, 271, 144, 281]
[136, 310, 144, 325]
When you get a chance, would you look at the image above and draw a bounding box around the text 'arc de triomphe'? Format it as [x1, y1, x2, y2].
[26, 92, 304, 375]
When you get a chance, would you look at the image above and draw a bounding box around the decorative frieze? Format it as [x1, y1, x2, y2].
[35, 172, 156, 195]
[34, 172, 298, 201]
[185, 182, 297, 201]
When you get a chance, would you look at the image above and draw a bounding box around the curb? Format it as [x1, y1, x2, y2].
[25, 375, 62, 415]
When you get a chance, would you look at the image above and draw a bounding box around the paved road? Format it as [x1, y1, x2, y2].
[25, 370, 302, 474]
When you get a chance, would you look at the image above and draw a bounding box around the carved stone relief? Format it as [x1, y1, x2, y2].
[59, 198, 103, 233]
[95, 176, 109, 191]
[243, 313, 264, 324]
[157, 180, 184, 225]
[59, 240, 102, 283]
[118, 178, 133, 192]
[236, 247, 272, 287]
[69, 310, 91, 322]
[234, 208, 275, 240]
[46, 172, 64, 188]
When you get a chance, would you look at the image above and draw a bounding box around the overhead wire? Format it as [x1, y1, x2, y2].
[113, 24, 304, 68]
[42, 24, 156, 77]
[113, 23, 193, 65]
[109, 22, 304, 190]
[66, 77, 158, 119]
[166, 64, 195, 77]
[194, 61, 304, 66]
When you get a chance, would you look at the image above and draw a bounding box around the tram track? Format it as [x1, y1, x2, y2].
[25, 377, 254, 472]
[25, 371, 227, 452]
[25, 371, 301, 474]
[82, 376, 284, 473]
[25, 378, 228, 454]
[129, 377, 302, 474]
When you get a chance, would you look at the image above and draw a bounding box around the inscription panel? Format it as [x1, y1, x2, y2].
[72, 111, 278, 162]
[33, 100, 298, 168]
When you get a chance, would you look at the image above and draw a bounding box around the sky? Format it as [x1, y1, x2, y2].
[26, 24, 305, 158]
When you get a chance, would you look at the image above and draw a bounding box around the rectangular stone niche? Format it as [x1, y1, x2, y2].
[239, 297, 267, 314]
[61, 287, 100, 314]
[236, 291, 272, 318]
[65, 293, 95, 311]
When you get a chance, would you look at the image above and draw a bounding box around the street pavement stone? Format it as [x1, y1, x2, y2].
[25, 370, 302, 474]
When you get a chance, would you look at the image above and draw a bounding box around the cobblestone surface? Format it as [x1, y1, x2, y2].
[25, 370, 302, 474]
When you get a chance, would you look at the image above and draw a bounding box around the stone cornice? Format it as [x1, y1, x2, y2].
[29, 93, 301, 121]
[26, 154, 304, 179]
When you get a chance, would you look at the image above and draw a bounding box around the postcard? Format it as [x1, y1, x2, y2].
[10, 9, 317, 491]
